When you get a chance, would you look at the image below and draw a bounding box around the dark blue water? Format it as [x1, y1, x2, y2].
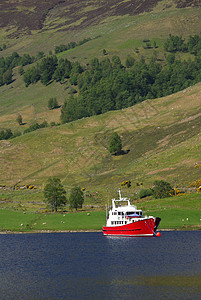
[0, 231, 200, 299]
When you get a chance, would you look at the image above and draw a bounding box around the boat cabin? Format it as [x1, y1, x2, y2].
[106, 190, 144, 227]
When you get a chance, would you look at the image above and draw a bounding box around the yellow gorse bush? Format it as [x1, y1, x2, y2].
[25, 184, 37, 189]
[190, 179, 201, 188]
[197, 186, 201, 193]
[169, 188, 185, 196]
[121, 180, 131, 188]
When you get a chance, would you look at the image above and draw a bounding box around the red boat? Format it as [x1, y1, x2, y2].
[103, 190, 161, 237]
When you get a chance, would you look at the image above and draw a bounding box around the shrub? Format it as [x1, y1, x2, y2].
[23, 121, 48, 134]
[138, 189, 153, 199]
[16, 114, 23, 125]
[121, 180, 131, 188]
[169, 188, 185, 196]
[197, 187, 201, 193]
[152, 180, 172, 199]
[191, 179, 201, 188]
[0, 129, 13, 140]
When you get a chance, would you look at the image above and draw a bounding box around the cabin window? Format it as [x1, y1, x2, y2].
[126, 212, 134, 215]
[114, 212, 117, 215]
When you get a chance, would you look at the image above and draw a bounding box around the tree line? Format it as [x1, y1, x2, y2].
[0, 35, 94, 87]
[0, 128, 21, 140]
[0, 51, 45, 86]
[55, 37, 92, 54]
[1, 34, 201, 127]
[21, 34, 201, 123]
[44, 177, 84, 211]
[164, 33, 201, 55]
[0, 120, 51, 141]
[60, 54, 201, 123]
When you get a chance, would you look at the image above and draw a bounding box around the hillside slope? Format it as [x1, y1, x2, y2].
[0, 0, 201, 199]
[0, 0, 200, 55]
[0, 82, 200, 197]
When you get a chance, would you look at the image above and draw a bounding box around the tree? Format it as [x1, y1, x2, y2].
[16, 114, 23, 125]
[3, 69, 12, 85]
[44, 177, 67, 211]
[152, 180, 172, 199]
[166, 53, 175, 65]
[109, 132, 122, 154]
[0, 129, 13, 140]
[18, 66, 24, 76]
[69, 186, 84, 210]
[153, 41, 157, 48]
[48, 97, 58, 109]
[125, 56, 135, 68]
[40, 55, 58, 85]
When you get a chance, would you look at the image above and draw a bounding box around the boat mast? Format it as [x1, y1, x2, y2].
[118, 188, 122, 200]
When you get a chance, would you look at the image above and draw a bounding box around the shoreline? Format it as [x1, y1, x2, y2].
[0, 228, 200, 234]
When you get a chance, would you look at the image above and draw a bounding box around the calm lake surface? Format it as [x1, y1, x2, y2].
[0, 231, 200, 299]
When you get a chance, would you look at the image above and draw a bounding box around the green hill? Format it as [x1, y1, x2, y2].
[0, 0, 201, 204]
[0, 82, 201, 196]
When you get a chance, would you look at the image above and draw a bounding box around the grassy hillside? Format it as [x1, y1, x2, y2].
[0, 82, 201, 199]
[0, 0, 200, 130]
[0, 0, 201, 206]
[1, 0, 200, 56]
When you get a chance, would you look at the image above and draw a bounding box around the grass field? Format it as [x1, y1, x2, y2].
[0, 193, 200, 232]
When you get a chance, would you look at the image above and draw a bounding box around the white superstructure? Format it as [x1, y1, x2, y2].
[106, 190, 151, 227]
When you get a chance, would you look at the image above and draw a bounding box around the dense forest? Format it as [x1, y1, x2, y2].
[0, 34, 201, 127]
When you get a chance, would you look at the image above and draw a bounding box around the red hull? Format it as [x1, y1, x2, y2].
[103, 218, 155, 236]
